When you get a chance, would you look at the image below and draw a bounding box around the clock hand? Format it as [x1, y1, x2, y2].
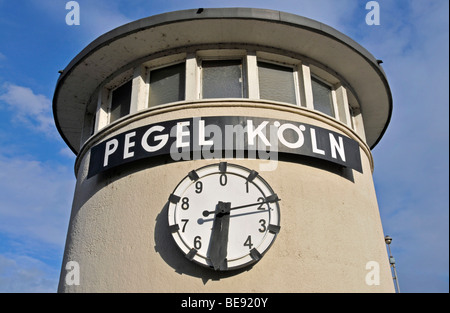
[202, 194, 280, 218]
[207, 201, 231, 271]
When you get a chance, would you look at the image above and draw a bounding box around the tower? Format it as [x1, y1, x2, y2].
[54, 8, 394, 292]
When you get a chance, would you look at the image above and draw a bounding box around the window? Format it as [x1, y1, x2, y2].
[149, 62, 186, 107]
[96, 50, 358, 133]
[311, 77, 335, 117]
[258, 61, 297, 105]
[202, 60, 244, 99]
[110, 80, 132, 123]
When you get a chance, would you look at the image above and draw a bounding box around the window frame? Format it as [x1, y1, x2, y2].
[256, 59, 301, 106]
[310, 74, 338, 119]
[146, 61, 187, 108]
[92, 48, 361, 136]
[108, 79, 133, 124]
[197, 50, 248, 100]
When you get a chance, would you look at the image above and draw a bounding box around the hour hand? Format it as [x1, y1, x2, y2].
[207, 201, 231, 271]
[203, 194, 280, 218]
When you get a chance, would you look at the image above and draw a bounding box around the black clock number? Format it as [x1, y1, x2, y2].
[181, 219, 189, 232]
[259, 219, 267, 233]
[219, 174, 227, 186]
[257, 197, 266, 210]
[195, 181, 203, 194]
[181, 197, 190, 210]
[244, 235, 253, 250]
[194, 236, 202, 249]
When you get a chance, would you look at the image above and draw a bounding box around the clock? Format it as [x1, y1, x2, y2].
[167, 162, 281, 271]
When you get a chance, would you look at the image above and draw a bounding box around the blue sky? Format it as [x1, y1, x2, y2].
[0, 0, 448, 293]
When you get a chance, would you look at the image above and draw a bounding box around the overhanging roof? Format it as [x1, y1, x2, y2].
[53, 8, 392, 154]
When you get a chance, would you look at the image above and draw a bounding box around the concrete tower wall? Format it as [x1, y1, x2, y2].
[59, 102, 393, 292]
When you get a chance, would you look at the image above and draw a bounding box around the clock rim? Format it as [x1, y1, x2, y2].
[167, 162, 281, 271]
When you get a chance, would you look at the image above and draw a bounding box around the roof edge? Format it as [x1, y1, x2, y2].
[53, 7, 392, 154]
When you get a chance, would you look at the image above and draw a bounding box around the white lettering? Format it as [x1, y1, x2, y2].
[103, 139, 119, 167]
[198, 119, 213, 146]
[247, 120, 271, 146]
[91, 117, 361, 178]
[123, 132, 136, 159]
[181, 297, 215, 310]
[329, 134, 346, 162]
[277, 123, 305, 149]
[310, 128, 325, 155]
[260, 298, 268, 307]
[176, 121, 190, 148]
[225, 298, 268, 308]
[201, 123, 222, 160]
[141, 126, 169, 152]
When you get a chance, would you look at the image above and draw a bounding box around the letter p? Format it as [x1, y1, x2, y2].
[104, 139, 119, 167]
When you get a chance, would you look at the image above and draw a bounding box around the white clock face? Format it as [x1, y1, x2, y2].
[167, 162, 281, 270]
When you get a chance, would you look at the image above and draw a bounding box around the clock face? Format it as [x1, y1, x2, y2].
[167, 162, 281, 271]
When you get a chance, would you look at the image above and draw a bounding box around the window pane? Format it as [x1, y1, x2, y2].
[149, 63, 186, 107]
[311, 77, 334, 117]
[110, 80, 132, 123]
[258, 62, 296, 104]
[202, 60, 243, 99]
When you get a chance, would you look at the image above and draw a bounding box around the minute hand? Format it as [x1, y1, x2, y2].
[202, 194, 280, 217]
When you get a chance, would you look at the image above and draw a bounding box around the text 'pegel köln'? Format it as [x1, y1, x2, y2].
[87, 116, 362, 178]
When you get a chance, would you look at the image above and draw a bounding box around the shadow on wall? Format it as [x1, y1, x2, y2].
[78, 152, 354, 212]
[153, 202, 253, 285]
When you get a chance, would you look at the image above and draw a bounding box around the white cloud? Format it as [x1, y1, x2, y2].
[0, 83, 57, 138]
[0, 152, 73, 290]
[59, 147, 76, 159]
[80, 0, 132, 36]
[0, 254, 58, 293]
[0, 154, 74, 293]
[0, 155, 74, 248]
